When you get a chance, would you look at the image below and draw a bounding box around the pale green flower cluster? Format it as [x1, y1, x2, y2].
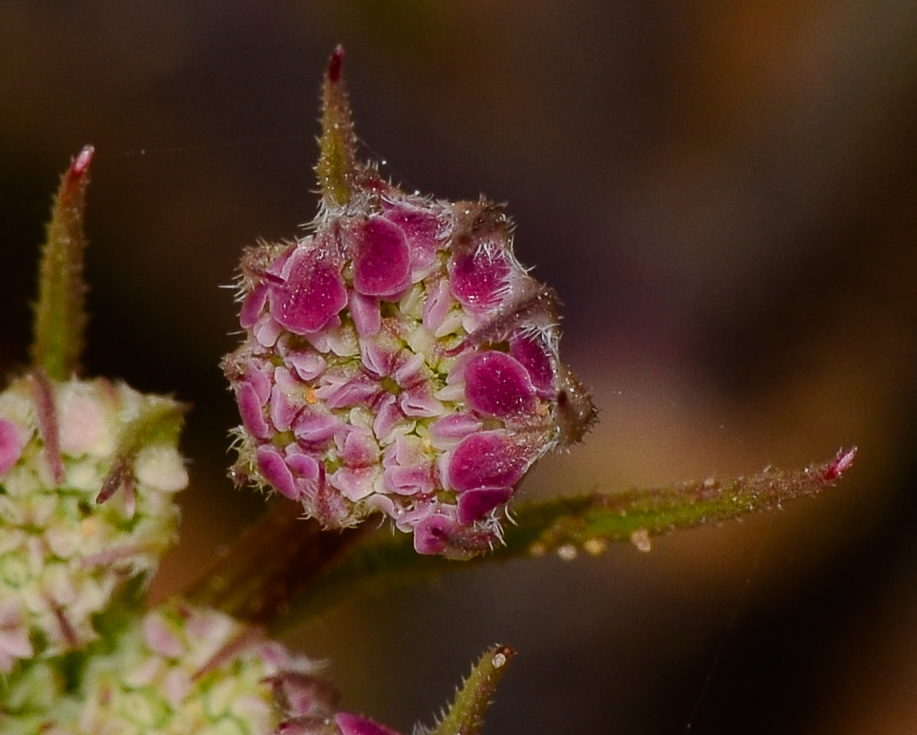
[0, 375, 326, 734]
[4, 599, 311, 735]
[0, 375, 186, 671]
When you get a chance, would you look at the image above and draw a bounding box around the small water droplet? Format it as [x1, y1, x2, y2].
[630, 528, 652, 553]
[557, 544, 577, 561]
[528, 542, 546, 557]
[583, 538, 606, 556]
[492, 652, 507, 668]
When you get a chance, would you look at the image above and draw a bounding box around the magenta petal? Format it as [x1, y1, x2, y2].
[352, 217, 411, 297]
[0, 418, 23, 477]
[236, 383, 271, 439]
[286, 351, 326, 381]
[429, 412, 483, 439]
[246, 361, 272, 404]
[392, 352, 426, 387]
[510, 332, 557, 397]
[270, 246, 347, 334]
[270, 383, 299, 433]
[256, 445, 298, 499]
[285, 450, 320, 483]
[253, 314, 283, 348]
[464, 351, 537, 418]
[337, 427, 379, 466]
[458, 487, 512, 523]
[371, 394, 404, 444]
[330, 466, 377, 501]
[239, 283, 268, 329]
[361, 339, 400, 377]
[399, 387, 444, 418]
[384, 434, 425, 468]
[317, 374, 381, 409]
[350, 291, 381, 336]
[448, 430, 529, 491]
[384, 465, 435, 495]
[422, 277, 452, 333]
[412, 513, 458, 556]
[335, 713, 404, 735]
[364, 493, 397, 518]
[448, 244, 510, 310]
[384, 206, 441, 275]
[292, 413, 340, 444]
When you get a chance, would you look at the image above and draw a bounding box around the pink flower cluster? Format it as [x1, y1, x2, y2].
[225, 178, 593, 556]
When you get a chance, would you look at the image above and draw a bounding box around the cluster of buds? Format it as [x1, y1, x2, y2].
[0, 373, 186, 672]
[224, 48, 596, 556]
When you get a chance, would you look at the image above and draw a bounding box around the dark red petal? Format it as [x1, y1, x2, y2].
[383, 205, 441, 275]
[270, 247, 347, 334]
[458, 487, 513, 523]
[256, 445, 299, 499]
[448, 245, 510, 311]
[412, 513, 457, 556]
[448, 431, 529, 491]
[464, 351, 537, 418]
[510, 332, 557, 397]
[352, 217, 411, 297]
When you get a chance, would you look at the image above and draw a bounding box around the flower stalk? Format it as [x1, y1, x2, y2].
[185, 501, 369, 627]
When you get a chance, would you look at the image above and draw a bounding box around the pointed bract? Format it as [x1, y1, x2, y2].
[317, 47, 361, 208]
[428, 645, 515, 735]
[31, 146, 94, 380]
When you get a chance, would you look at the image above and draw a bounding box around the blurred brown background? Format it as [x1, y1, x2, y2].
[3, 2, 917, 733]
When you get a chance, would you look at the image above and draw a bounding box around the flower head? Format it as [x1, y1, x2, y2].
[2, 598, 341, 735]
[224, 48, 595, 557]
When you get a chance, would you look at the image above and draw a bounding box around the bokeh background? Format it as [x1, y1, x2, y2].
[3, 2, 917, 733]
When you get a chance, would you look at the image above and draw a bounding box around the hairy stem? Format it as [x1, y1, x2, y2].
[284, 448, 857, 621]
